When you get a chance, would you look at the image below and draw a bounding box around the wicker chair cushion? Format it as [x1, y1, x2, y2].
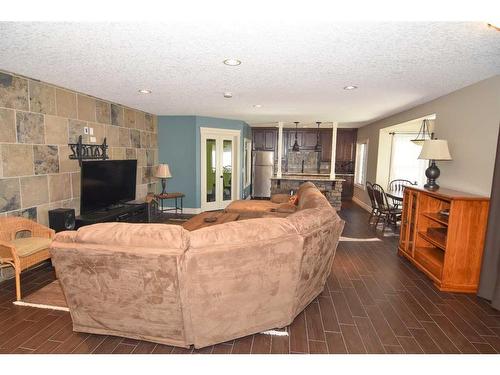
[11, 237, 52, 257]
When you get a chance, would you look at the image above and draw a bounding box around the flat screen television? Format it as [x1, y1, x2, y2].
[81, 160, 137, 214]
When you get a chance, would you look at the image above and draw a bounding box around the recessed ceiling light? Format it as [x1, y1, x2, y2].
[343, 85, 358, 90]
[223, 92, 233, 98]
[223, 58, 242, 66]
[138, 89, 152, 94]
[253, 104, 262, 108]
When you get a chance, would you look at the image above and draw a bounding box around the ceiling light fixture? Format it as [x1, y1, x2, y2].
[292, 122, 300, 152]
[343, 85, 358, 90]
[315, 122, 322, 152]
[223, 92, 233, 98]
[223, 58, 242, 66]
[411, 119, 433, 145]
[253, 104, 262, 108]
[138, 89, 152, 94]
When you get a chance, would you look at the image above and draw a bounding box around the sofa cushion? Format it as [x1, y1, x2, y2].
[276, 203, 297, 213]
[189, 217, 298, 249]
[297, 187, 330, 210]
[224, 199, 278, 214]
[270, 194, 291, 204]
[74, 222, 190, 250]
[11, 237, 52, 257]
[297, 181, 316, 197]
[287, 206, 340, 235]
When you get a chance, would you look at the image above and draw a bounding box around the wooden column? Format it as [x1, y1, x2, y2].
[277, 122, 283, 178]
[329, 122, 338, 180]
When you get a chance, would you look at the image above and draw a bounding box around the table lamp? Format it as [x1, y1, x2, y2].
[155, 164, 172, 194]
[418, 139, 452, 190]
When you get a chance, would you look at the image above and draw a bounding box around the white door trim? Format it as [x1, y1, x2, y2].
[200, 127, 241, 211]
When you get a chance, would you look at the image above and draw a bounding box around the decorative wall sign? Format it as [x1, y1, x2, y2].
[69, 135, 109, 166]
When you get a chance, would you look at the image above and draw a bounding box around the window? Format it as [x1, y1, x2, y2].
[354, 140, 368, 188]
[389, 133, 427, 186]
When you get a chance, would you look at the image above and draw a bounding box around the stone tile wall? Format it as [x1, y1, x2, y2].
[0, 70, 159, 229]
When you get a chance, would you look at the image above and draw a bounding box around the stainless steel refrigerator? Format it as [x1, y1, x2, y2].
[252, 151, 274, 198]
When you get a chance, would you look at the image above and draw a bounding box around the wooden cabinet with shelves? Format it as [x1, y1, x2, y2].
[398, 186, 489, 293]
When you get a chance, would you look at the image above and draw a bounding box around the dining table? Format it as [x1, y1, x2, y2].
[386, 189, 404, 204]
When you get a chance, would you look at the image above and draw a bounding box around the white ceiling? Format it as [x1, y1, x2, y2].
[0, 22, 498, 128]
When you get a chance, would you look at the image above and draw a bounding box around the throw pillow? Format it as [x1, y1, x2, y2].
[288, 195, 299, 206]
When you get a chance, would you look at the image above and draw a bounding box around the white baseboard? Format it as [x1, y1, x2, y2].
[352, 196, 372, 213]
[160, 207, 202, 215]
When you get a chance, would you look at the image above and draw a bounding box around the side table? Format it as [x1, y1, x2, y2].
[154, 192, 185, 215]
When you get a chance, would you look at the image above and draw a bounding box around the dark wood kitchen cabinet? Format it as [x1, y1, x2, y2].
[251, 127, 357, 200]
[338, 175, 354, 199]
[252, 128, 277, 151]
[336, 129, 357, 162]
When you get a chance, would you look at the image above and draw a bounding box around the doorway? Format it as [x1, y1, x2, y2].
[200, 127, 240, 211]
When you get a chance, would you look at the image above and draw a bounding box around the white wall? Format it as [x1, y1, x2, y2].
[354, 75, 500, 207]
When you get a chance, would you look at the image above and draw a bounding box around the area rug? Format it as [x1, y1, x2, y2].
[13, 280, 69, 311]
[339, 236, 382, 242]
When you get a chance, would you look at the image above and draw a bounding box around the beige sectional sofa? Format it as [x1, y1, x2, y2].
[50, 182, 345, 348]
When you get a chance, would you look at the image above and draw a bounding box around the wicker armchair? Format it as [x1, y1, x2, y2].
[0, 217, 55, 301]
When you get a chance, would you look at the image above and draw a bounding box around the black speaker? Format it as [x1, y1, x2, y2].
[48, 208, 76, 232]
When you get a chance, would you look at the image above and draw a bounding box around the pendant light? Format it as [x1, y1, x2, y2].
[315, 121, 322, 151]
[292, 121, 300, 152]
[411, 119, 433, 145]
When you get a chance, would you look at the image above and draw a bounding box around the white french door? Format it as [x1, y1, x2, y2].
[201, 128, 240, 211]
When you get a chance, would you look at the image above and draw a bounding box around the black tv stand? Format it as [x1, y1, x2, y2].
[75, 201, 148, 229]
[103, 203, 126, 211]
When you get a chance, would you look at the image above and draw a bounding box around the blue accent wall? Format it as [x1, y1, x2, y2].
[158, 115, 251, 209]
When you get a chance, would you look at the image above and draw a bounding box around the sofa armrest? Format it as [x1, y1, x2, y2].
[53, 230, 77, 243]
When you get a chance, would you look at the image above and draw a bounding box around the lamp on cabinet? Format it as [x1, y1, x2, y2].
[418, 139, 452, 190]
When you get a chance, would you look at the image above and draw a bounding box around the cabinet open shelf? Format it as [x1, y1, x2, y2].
[414, 246, 444, 280]
[422, 212, 449, 226]
[418, 230, 447, 250]
[398, 186, 489, 293]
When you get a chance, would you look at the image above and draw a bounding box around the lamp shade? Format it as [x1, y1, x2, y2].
[155, 164, 172, 178]
[418, 140, 452, 161]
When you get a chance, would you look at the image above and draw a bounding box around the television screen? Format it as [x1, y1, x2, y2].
[81, 160, 137, 214]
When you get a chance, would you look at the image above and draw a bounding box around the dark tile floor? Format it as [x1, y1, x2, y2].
[1, 201, 500, 354]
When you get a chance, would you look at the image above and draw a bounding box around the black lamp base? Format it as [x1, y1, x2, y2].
[161, 178, 167, 195]
[424, 160, 440, 190]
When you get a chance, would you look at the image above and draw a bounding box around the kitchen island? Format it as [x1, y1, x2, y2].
[271, 174, 344, 210]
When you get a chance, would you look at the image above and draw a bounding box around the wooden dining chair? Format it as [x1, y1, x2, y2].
[388, 179, 416, 192]
[388, 179, 416, 207]
[0, 217, 55, 301]
[365, 181, 379, 225]
[372, 183, 402, 233]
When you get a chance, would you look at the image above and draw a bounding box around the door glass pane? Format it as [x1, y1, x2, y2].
[223, 139, 232, 201]
[206, 139, 216, 202]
